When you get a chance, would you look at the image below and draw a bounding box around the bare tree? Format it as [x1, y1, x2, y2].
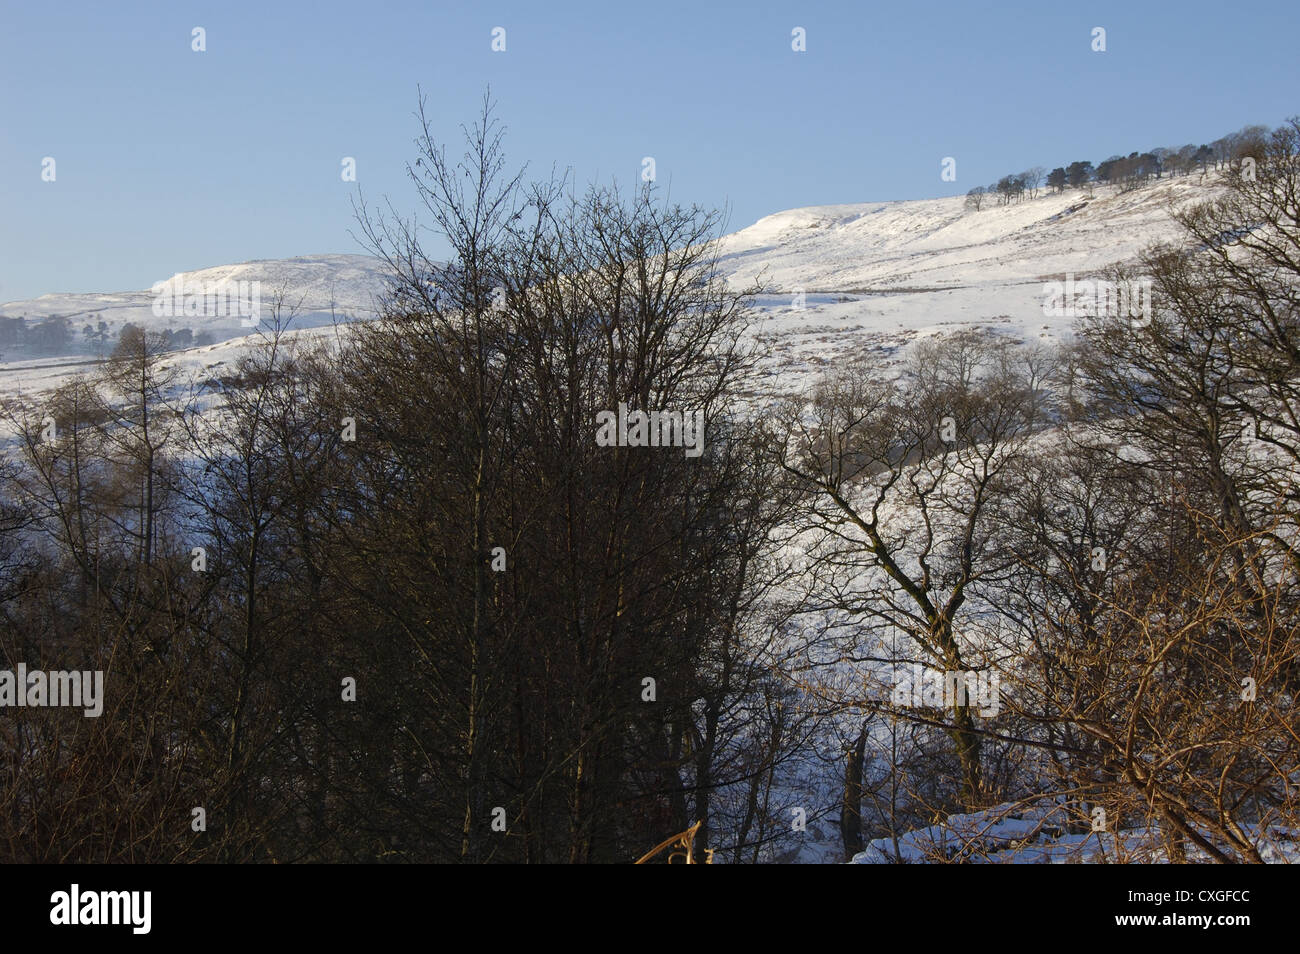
[1023, 166, 1046, 199]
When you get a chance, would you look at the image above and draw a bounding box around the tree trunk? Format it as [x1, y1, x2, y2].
[840, 726, 867, 858]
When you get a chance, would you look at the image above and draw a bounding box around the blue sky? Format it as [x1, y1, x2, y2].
[2, 0, 1297, 301]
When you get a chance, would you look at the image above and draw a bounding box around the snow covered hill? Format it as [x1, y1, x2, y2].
[0, 174, 1224, 399]
[720, 179, 1202, 292]
[716, 174, 1223, 384]
[0, 253, 390, 356]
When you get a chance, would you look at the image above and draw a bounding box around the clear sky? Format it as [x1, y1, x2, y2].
[2, 0, 1298, 302]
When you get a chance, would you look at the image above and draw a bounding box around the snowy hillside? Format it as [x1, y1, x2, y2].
[0, 253, 390, 358]
[0, 175, 1224, 403]
[718, 175, 1224, 383]
[719, 179, 1204, 291]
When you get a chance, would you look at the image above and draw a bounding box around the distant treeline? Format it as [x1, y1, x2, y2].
[0, 314, 215, 357]
[966, 122, 1276, 208]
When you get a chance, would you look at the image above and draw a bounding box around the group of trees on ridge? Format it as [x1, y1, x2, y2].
[966, 122, 1273, 209]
